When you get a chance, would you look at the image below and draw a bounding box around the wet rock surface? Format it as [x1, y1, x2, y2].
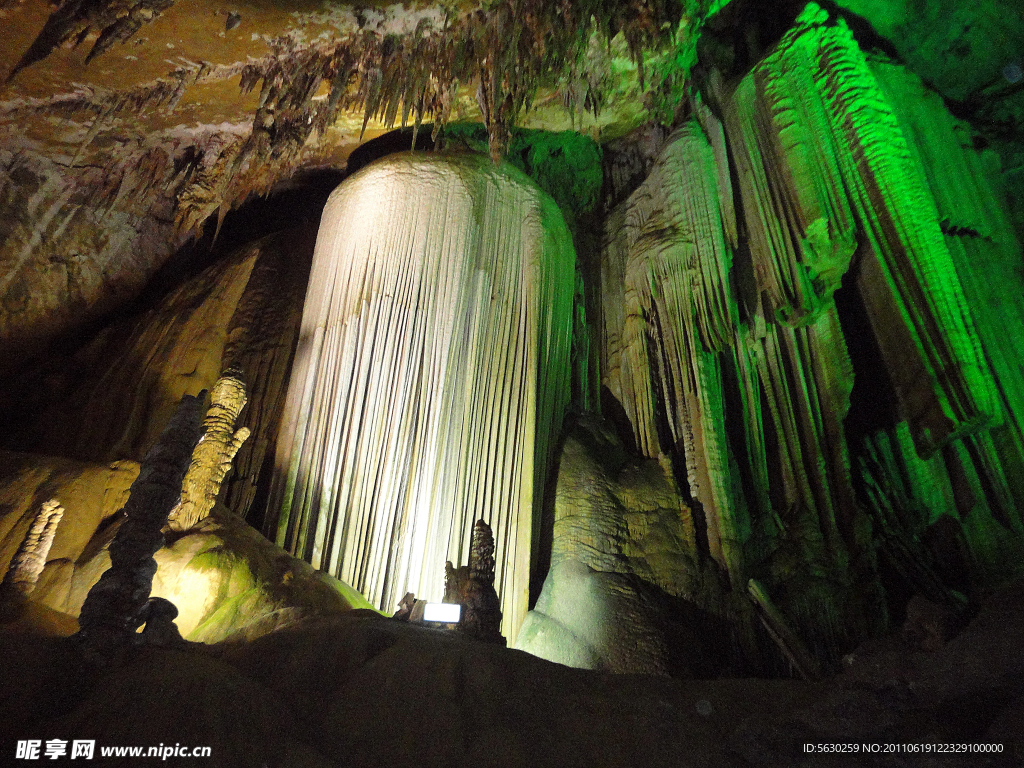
[0, 450, 371, 643]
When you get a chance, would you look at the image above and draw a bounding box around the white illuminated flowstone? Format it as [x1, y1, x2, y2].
[269, 152, 575, 639]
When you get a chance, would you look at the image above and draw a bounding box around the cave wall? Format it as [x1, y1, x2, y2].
[1, 224, 315, 524]
[565, 4, 1024, 671]
[0, 124, 270, 376]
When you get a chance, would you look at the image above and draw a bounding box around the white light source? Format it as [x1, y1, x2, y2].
[422, 603, 461, 624]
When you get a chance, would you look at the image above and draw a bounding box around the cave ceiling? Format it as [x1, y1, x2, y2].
[2, 0, 1020, 196]
[0, 0, 1020, 375]
[1, 0, 1017, 229]
[0, 0, 702, 177]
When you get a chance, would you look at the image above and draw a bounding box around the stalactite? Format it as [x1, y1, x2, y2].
[694, 95, 738, 251]
[870, 58, 1024, 520]
[166, 373, 250, 533]
[722, 28, 858, 325]
[746, 308, 856, 565]
[601, 121, 746, 581]
[0, 499, 64, 602]
[595, 4, 1012, 666]
[747, 579, 821, 680]
[600, 204, 658, 456]
[763, 5, 997, 457]
[7, 0, 710, 183]
[592, 4, 1021, 672]
[268, 152, 575, 640]
[690, 1, 1005, 611]
[7, 0, 177, 82]
[1, 0, 720, 281]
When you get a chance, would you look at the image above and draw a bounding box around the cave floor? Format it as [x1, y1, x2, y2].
[2, 579, 1023, 767]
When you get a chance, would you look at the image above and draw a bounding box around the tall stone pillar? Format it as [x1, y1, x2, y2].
[269, 152, 575, 640]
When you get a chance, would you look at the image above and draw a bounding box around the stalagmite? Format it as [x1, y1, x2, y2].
[269, 152, 575, 640]
[75, 392, 204, 661]
[167, 371, 250, 532]
[0, 499, 64, 603]
[443, 519, 504, 644]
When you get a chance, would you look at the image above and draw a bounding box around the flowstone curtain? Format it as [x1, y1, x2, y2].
[268, 152, 575, 638]
[597, 3, 1006, 661]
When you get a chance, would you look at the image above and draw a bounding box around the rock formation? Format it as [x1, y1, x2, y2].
[268, 152, 575, 640]
[1, 226, 315, 526]
[578, 3, 1024, 673]
[0, 499, 63, 616]
[167, 371, 250, 533]
[443, 519, 504, 645]
[0, 4, 1020, 757]
[0, 449, 374, 641]
[515, 415, 734, 676]
[1, 3, 1017, 676]
[75, 391, 204, 660]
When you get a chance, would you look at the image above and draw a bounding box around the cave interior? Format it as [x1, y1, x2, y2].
[1, 0, 1023, 765]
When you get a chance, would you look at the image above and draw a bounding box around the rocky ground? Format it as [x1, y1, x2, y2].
[2, 576, 1022, 767]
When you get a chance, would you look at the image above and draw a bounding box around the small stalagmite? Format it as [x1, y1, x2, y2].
[444, 519, 504, 645]
[0, 499, 64, 612]
[167, 371, 251, 532]
[268, 152, 576, 641]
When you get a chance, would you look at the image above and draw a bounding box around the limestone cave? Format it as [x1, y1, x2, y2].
[1, 0, 1023, 765]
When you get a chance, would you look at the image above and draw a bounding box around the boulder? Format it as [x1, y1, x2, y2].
[516, 415, 734, 676]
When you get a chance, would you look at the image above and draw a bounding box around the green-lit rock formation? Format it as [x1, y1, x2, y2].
[520, 3, 1023, 674]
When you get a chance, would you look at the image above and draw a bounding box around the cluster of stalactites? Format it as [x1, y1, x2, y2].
[868, 60, 1024, 528]
[600, 4, 1002, 651]
[12, 0, 705, 168]
[725, 3, 996, 459]
[269, 153, 575, 642]
[602, 117, 746, 583]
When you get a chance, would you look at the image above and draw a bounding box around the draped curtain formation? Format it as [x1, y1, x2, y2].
[269, 152, 575, 639]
